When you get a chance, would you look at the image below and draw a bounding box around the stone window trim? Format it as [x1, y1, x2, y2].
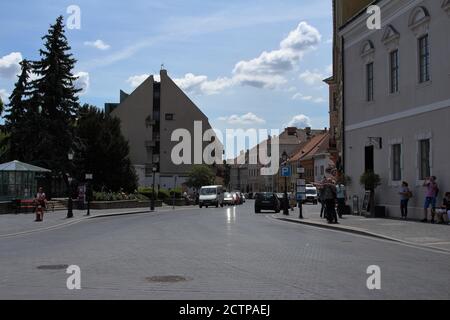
[415, 131, 433, 186]
[381, 25, 400, 51]
[442, 0, 450, 17]
[360, 40, 375, 64]
[408, 6, 431, 37]
[388, 138, 404, 187]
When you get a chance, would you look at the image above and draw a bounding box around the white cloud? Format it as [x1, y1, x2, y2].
[292, 92, 325, 104]
[326, 64, 333, 75]
[286, 114, 312, 128]
[0, 52, 22, 79]
[84, 40, 111, 50]
[127, 74, 149, 88]
[126, 74, 161, 88]
[126, 21, 322, 96]
[218, 112, 266, 125]
[0, 89, 9, 103]
[174, 73, 235, 96]
[299, 70, 324, 86]
[232, 21, 321, 89]
[74, 72, 90, 95]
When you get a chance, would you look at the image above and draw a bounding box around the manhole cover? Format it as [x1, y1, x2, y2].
[37, 264, 69, 270]
[146, 276, 189, 283]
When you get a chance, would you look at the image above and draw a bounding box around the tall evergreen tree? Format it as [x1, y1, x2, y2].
[30, 15, 81, 173]
[3, 59, 33, 161]
[74, 105, 138, 192]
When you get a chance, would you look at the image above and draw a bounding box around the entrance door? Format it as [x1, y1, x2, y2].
[365, 146, 374, 172]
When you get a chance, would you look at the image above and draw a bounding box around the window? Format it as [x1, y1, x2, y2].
[366, 63, 374, 101]
[320, 166, 325, 176]
[418, 35, 430, 83]
[419, 139, 431, 180]
[392, 144, 402, 181]
[165, 113, 174, 121]
[390, 50, 399, 93]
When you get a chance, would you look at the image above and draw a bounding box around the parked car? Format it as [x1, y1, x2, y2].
[304, 185, 318, 204]
[255, 192, 280, 213]
[232, 191, 244, 205]
[199, 185, 224, 208]
[223, 192, 235, 206]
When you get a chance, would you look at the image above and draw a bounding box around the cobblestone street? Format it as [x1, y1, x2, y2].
[0, 201, 449, 300]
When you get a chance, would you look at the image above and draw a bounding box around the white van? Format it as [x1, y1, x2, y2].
[199, 185, 224, 208]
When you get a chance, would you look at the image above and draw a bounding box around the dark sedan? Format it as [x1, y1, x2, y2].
[255, 192, 280, 213]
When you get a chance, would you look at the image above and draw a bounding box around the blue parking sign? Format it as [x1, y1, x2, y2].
[281, 166, 291, 177]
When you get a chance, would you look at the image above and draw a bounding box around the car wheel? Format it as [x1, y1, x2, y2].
[220, 203, 224, 207]
[275, 209, 280, 213]
[255, 208, 261, 213]
[199, 204, 203, 208]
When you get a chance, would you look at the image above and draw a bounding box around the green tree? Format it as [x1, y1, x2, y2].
[29, 15, 81, 174]
[3, 59, 33, 161]
[186, 165, 216, 191]
[73, 105, 137, 192]
[222, 161, 231, 189]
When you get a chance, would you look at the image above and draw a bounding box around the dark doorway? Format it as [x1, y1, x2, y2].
[365, 145, 374, 172]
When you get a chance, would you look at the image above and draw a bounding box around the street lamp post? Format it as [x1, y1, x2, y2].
[67, 151, 74, 219]
[282, 151, 289, 216]
[151, 166, 157, 211]
[85, 174, 93, 216]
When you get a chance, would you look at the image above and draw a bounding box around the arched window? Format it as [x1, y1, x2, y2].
[408, 6, 430, 36]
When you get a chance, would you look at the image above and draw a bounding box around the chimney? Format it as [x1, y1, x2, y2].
[305, 127, 312, 139]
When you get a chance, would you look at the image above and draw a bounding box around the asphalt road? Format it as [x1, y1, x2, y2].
[0, 202, 449, 300]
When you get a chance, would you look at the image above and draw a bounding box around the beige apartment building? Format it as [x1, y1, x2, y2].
[106, 69, 220, 189]
[340, 0, 450, 218]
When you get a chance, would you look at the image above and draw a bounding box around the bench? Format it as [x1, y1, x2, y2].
[13, 199, 36, 214]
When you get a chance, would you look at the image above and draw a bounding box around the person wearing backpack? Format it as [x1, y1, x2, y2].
[399, 181, 412, 220]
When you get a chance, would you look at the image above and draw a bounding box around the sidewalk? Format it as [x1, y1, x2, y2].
[0, 205, 195, 238]
[273, 205, 450, 252]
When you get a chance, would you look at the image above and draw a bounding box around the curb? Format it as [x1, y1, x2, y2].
[271, 215, 450, 254]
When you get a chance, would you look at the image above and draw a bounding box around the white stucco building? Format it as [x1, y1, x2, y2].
[341, 0, 450, 218]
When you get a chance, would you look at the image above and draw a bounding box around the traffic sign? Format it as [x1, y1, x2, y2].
[281, 166, 292, 177]
[296, 193, 304, 201]
[297, 167, 305, 174]
[297, 186, 306, 193]
[296, 179, 306, 186]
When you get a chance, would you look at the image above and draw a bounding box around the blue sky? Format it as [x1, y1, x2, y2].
[0, 0, 332, 135]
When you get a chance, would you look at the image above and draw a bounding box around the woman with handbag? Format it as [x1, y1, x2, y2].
[399, 181, 412, 220]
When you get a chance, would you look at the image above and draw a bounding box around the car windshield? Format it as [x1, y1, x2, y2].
[306, 189, 316, 194]
[224, 192, 232, 198]
[257, 193, 274, 200]
[200, 188, 216, 195]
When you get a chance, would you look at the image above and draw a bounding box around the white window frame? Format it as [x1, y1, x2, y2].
[388, 138, 403, 186]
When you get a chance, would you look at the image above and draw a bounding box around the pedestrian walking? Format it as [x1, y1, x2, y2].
[336, 180, 346, 219]
[399, 181, 412, 220]
[35, 187, 47, 222]
[422, 176, 439, 223]
[323, 179, 338, 224]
